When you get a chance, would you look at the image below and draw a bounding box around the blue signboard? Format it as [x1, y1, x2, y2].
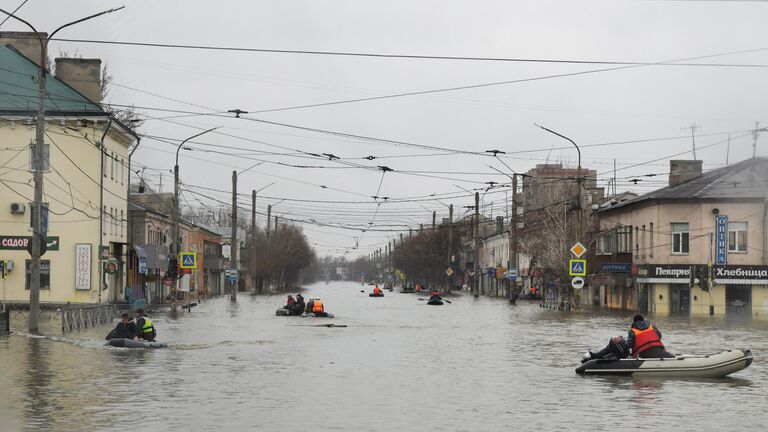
[715, 215, 728, 265]
[138, 257, 148, 275]
[600, 262, 632, 273]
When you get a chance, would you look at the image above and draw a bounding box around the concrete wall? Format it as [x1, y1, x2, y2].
[0, 32, 47, 65]
[0, 118, 132, 304]
[54, 58, 102, 103]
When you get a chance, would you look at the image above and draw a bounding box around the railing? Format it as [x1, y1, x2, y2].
[60, 304, 115, 333]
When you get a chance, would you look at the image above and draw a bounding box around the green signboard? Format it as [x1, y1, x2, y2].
[0, 236, 60, 251]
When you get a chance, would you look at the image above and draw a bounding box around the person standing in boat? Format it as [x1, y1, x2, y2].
[626, 314, 673, 358]
[294, 294, 306, 313]
[134, 309, 157, 342]
[105, 313, 136, 340]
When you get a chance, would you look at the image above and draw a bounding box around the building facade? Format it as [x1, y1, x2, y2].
[0, 39, 137, 305]
[596, 159, 768, 319]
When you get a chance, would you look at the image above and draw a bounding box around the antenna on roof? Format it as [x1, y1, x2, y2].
[681, 123, 700, 160]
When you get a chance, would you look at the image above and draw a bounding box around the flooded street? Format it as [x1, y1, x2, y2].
[1, 281, 766, 431]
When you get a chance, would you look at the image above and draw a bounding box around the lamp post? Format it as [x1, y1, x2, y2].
[0, 6, 124, 334]
[172, 126, 219, 310]
[535, 124, 582, 241]
[432, 198, 454, 293]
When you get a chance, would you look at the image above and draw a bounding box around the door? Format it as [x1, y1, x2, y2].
[670, 284, 690, 316]
[726, 284, 751, 318]
[637, 284, 648, 314]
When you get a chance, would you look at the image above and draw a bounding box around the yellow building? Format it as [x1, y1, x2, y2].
[0, 39, 137, 305]
[596, 159, 768, 319]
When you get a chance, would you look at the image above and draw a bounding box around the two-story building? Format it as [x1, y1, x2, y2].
[596, 158, 768, 319]
[0, 36, 137, 305]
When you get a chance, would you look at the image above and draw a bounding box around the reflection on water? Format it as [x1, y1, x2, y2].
[1, 281, 766, 432]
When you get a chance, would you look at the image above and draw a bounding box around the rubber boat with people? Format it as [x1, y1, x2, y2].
[275, 308, 303, 316]
[301, 312, 335, 318]
[369, 292, 384, 297]
[427, 298, 443, 306]
[106, 338, 168, 349]
[575, 349, 753, 378]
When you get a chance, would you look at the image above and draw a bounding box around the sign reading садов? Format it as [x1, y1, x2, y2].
[0, 235, 60, 251]
[715, 215, 728, 265]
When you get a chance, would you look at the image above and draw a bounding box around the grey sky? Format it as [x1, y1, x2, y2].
[3, 0, 767, 257]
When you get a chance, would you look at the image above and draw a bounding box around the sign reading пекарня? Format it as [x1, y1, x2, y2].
[0, 235, 60, 250]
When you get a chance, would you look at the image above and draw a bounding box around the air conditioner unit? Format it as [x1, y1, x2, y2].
[10, 203, 26, 214]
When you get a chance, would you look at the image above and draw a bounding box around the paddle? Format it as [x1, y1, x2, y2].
[290, 323, 347, 328]
[418, 298, 452, 304]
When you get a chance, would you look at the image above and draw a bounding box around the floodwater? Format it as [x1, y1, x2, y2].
[1, 281, 766, 432]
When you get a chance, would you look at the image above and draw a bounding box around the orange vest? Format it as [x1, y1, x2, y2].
[312, 300, 324, 313]
[631, 325, 664, 356]
[373, 287, 381, 294]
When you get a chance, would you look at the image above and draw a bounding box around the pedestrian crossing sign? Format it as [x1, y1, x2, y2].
[569, 259, 586, 276]
[180, 252, 197, 269]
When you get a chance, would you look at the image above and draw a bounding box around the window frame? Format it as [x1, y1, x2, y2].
[25, 259, 51, 290]
[728, 221, 748, 253]
[672, 222, 690, 255]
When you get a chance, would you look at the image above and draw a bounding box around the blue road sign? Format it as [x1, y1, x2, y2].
[715, 215, 728, 265]
[569, 259, 587, 277]
[180, 252, 196, 269]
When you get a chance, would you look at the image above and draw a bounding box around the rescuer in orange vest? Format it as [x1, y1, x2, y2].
[626, 314, 674, 358]
[373, 285, 382, 295]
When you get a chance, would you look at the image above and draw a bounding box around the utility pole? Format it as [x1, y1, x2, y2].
[509, 174, 518, 304]
[473, 192, 480, 298]
[274, 215, 278, 231]
[230, 171, 237, 301]
[752, 122, 768, 158]
[251, 190, 256, 294]
[447, 204, 453, 294]
[0, 6, 124, 333]
[432, 211, 436, 230]
[266, 205, 272, 236]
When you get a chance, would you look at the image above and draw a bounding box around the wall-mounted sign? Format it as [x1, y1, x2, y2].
[0, 235, 59, 251]
[75, 243, 91, 290]
[104, 258, 119, 274]
[715, 215, 728, 265]
[599, 262, 632, 273]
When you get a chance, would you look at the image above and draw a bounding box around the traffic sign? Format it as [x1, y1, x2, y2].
[507, 267, 518, 281]
[180, 252, 197, 269]
[570, 242, 586, 258]
[569, 259, 587, 276]
[445, 267, 454, 277]
[571, 276, 585, 289]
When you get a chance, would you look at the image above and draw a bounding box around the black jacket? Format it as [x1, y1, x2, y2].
[105, 321, 136, 340]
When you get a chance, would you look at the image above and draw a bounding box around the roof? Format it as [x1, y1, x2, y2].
[601, 158, 768, 212]
[0, 45, 106, 116]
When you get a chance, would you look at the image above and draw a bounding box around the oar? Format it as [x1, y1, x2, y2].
[289, 323, 347, 328]
[418, 298, 452, 304]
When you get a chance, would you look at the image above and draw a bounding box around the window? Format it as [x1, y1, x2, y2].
[728, 222, 747, 252]
[120, 158, 125, 184]
[641, 225, 646, 257]
[649, 223, 654, 257]
[25, 260, 50, 290]
[616, 226, 632, 253]
[635, 226, 640, 255]
[120, 210, 124, 237]
[110, 152, 115, 180]
[597, 234, 612, 255]
[672, 223, 689, 254]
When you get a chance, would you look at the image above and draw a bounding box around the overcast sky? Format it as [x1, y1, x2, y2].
[3, 0, 767, 257]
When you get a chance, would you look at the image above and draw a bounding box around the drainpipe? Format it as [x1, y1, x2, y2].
[126, 135, 140, 302]
[98, 119, 112, 303]
[763, 200, 768, 265]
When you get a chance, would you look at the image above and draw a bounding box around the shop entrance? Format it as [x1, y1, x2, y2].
[725, 284, 751, 318]
[670, 284, 690, 316]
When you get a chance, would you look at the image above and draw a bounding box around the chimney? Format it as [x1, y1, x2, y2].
[54, 57, 102, 103]
[669, 160, 703, 187]
[0, 31, 48, 66]
[496, 216, 504, 234]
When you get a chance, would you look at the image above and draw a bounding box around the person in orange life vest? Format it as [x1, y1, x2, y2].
[429, 291, 442, 302]
[311, 299, 324, 314]
[373, 285, 382, 295]
[415, 283, 422, 292]
[626, 314, 674, 358]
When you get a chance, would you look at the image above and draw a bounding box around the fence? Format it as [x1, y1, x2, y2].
[60, 304, 115, 333]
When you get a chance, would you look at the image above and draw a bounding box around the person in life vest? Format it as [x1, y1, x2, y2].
[373, 285, 382, 295]
[285, 295, 296, 309]
[626, 314, 673, 358]
[106, 313, 136, 340]
[133, 309, 157, 342]
[429, 291, 442, 302]
[415, 283, 422, 292]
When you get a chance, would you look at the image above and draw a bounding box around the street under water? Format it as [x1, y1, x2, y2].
[1, 281, 766, 431]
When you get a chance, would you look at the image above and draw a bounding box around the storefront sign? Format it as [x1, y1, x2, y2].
[75, 243, 91, 290]
[715, 215, 728, 265]
[599, 262, 632, 273]
[636, 264, 694, 284]
[714, 265, 768, 279]
[0, 235, 60, 251]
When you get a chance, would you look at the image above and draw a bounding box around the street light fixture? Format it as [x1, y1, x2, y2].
[172, 126, 220, 310]
[0, 5, 125, 334]
[535, 123, 583, 241]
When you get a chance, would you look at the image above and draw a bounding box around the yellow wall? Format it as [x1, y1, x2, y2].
[652, 285, 670, 316]
[0, 118, 133, 304]
[752, 286, 768, 319]
[690, 284, 726, 316]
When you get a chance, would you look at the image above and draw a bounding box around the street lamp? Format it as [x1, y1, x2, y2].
[0, 6, 124, 334]
[172, 126, 220, 310]
[535, 123, 583, 241]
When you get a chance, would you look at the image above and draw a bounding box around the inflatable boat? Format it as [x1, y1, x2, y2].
[276, 308, 303, 316]
[301, 312, 335, 318]
[427, 299, 443, 306]
[575, 349, 752, 378]
[106, 338, 168, 349]
[369, 293, 384, 297]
